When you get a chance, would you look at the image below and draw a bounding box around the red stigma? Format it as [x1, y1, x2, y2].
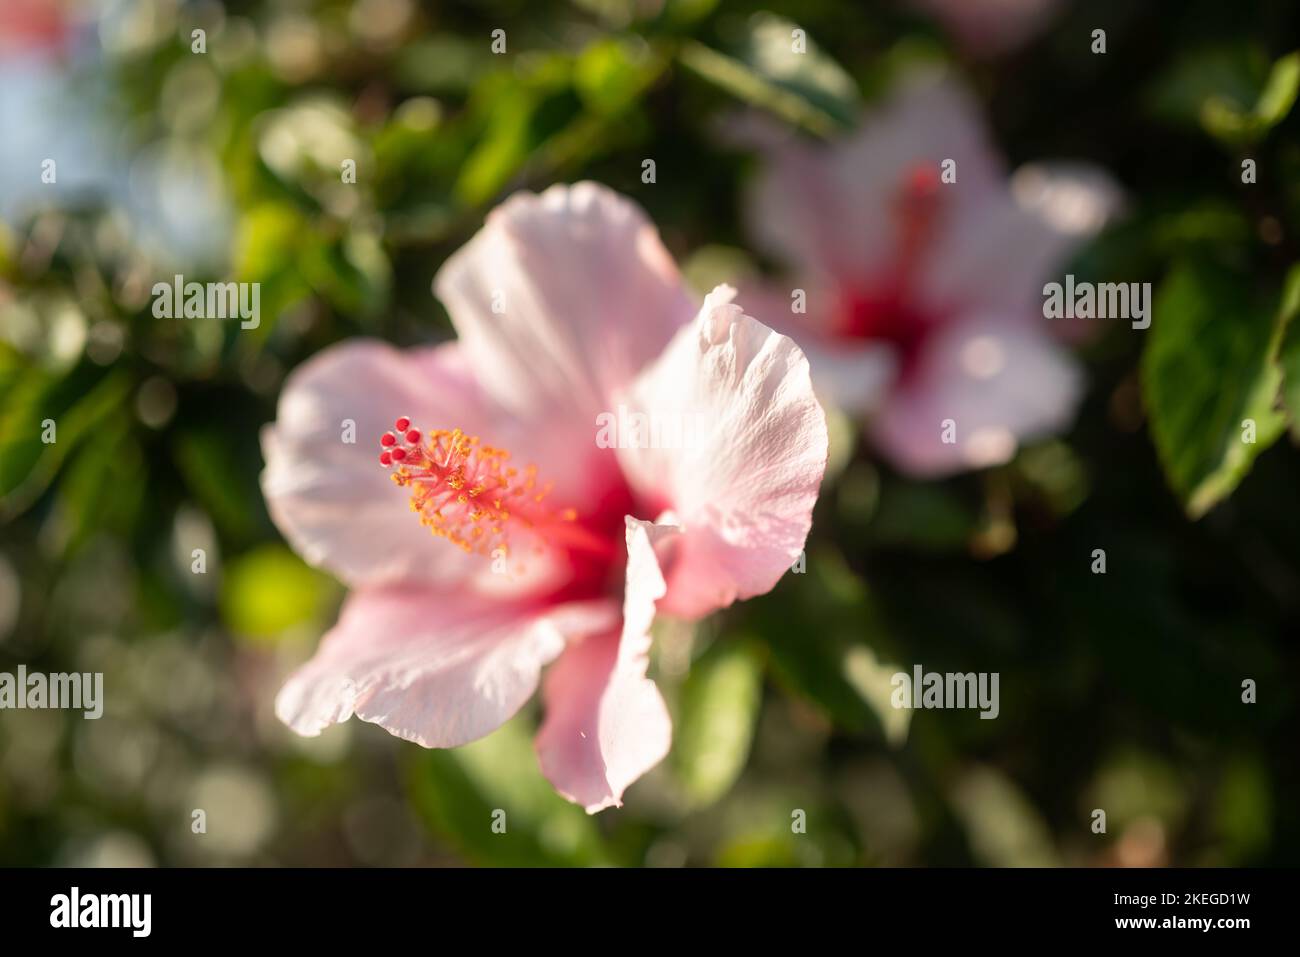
[905, 164, 941, 199]
[375, 420, 585, 561]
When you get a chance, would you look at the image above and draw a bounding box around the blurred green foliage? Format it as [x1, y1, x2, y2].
[1, 0, 1299, 867]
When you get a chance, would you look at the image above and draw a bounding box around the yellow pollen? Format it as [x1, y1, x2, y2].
[382, 425, 574, 559]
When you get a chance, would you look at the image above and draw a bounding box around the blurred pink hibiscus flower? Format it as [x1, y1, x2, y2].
[0, 0, 72, 56]
[262, 183, 828, 811]
[743, 72, 1121, 476]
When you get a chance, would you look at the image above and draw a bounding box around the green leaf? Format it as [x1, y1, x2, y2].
[454, 89, 540, 206]
[1202, 51, 1300, 144]
[56, 418, 144, 550]
[394, 36, 494, 94]
[748, 549, 904, 737]
[1254, 51, 1300, 125]
[219, 544, 338, 642]
[0, 360, 132, 520]
[405, 713, 612, 866]
[1273, 265, 1300, 439]
[661, 0, 720, 28]
[236, 203, 305, 282]
[172, 429, 261, 541]
[1214, 754, 1272, 860]
[454, 59, 578, 206]
[1147, 45, 1269, 129]
[673, 638, 763, 808]
[573, 38, 665, 117]
[865, 480, 977, 552]
[841, 644, 911, 748]
[1142, 262, 1288, 517]
[234, 202, 312, 336]
[949, 767, 1060, 867]
[679, 15, 859, 137]
[298, 230, 392, 321]
[1087, 748, 1190, 833]
[715, 832, 799, 867]
[1148, 45, 1299, 145]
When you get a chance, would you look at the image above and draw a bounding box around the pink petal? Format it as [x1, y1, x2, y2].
[535, 518, 675, 813]
[746, 72, 1002, 288]
[871, 318, 1083, 477]
[798, 335, 897, 415]
[276, 585, 620, 747]
[434, 182, 697, 428]
[921, 162, 1123, 323]
[261, 339, 538, 590]
[262, 340, 574, 593]
[614, 287, 829, 619]
[732, 279, 896, 415]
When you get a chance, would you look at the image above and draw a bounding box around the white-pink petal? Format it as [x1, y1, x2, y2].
[614, 287, 828, 619]
[275, 585, 620, 747]
[730, 279, 896, 416]
[920, 162, 1123, 321]
[746, 73, 1002, 289]
[535, 518, 675, 813]
[262, 340, 516, 590]
[434, 181, 697, 430]
[869, 318, 1083, 477]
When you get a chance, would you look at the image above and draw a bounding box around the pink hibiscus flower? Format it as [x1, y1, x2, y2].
[743, 72, 1121, 477]
[262, 183, 828, 811]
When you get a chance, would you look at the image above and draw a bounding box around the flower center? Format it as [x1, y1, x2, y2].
[893, 163, 944, 283]
[377, 417, 605, 565]
[836, 162, 948, 370]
